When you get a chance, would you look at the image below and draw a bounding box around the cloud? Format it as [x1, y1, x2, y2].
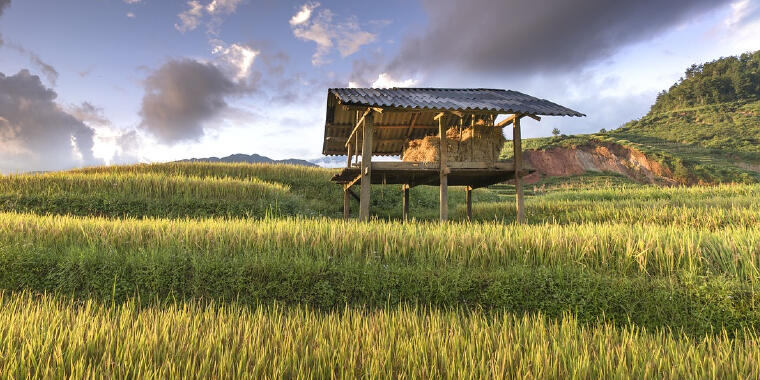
[290, 2, 318, 26]
[175, 0, 243, 33]
[175, 1, 205, 32]
[726, 0, 760, 27]
[387, 0, 733, 76]
[123, 0, 142, 3]
[335, 17, 376, 57]
[290, 3, 377, 65]
[0, 0, 10, 45]
[126, 12, 135, 18]
[0, 70, 101, 172]
[5, 43, 59, 86]
[138, 59, 253, 143]
[205, 0, 242, 15]
[68, 102, 110, 127]
[369, 73, 417, 88]
[210, 39, 259, 80]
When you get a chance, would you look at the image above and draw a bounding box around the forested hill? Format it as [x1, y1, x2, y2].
[617, 50, 760, 163]
[650, 51, 760, 113]
[508, 51, 760, 185]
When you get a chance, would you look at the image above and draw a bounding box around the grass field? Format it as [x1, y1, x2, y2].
[1, 162, 759, 377]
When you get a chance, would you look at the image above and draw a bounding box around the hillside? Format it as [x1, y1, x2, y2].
[509, 51, 760, 185]
[0, 162, 498, 220]
[178, 153, 317, 167]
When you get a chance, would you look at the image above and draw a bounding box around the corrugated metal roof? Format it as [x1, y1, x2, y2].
[329, 88, 585, 117]
[322, 88, 585, 156]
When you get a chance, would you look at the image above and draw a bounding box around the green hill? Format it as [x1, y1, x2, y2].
[0, 162, 498, 220]
[506, 51, 760, 185]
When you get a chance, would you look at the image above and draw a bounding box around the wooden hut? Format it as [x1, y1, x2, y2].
[322, 88, 584, 222]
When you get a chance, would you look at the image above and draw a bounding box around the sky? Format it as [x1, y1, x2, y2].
[0, 0, 759, 172]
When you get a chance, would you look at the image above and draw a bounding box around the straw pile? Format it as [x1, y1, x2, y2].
[403, 125, 506, 163]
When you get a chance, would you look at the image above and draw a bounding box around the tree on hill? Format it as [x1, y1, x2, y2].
[650, 50, 760, 113]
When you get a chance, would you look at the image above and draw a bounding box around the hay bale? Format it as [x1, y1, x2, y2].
[403, 126, 506, 163]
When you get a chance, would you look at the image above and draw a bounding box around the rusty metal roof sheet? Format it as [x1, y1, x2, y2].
[329, 88, 585, 117]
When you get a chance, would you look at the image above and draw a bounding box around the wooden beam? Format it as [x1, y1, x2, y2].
[359, 111, 374, 221]
[345, 108, 371, 148]
[328, 124, 436, 130]
[525, 114, 541, 121]
[465, 186, 473, 222]
[433, 112, 446, 121]
[402, 184, 410, 222]
[370, 161, 517, 170]
[346, 143, 352, 168]
[347, 187, 360, 202]
[439, 114, 448, 221]
[345, 172, 362, 189]
[496, 114, 517, 127]
[405, 113, 420, 139]
[513, 115, 525, 224]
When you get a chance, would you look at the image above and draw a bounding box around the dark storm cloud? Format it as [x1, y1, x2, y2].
[388, 0, 733, 76]
[139, 59, 253, 143]
[0, 70, 101, 172]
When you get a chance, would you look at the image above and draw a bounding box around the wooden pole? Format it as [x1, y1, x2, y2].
[402, 184, 409, 222]
[439, 114, 448, 221]
[359, 111, 374, 221]
[346, 143, 352, 168]
[465, 186, 472, 221]
[343, 186, 350, 220]
[513, 115, 525, 224]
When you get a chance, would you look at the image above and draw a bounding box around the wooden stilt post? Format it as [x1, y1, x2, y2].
[439, 114, 448, 221]
[513, 115, 525, 224]
[346, 143, 352, 168]
[343, 186, 350, 220]
[465, 186, 472, 221]
[402, 184, 409, 222]
[359, 110, 374, 221]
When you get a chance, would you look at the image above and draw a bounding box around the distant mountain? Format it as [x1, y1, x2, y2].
[308, 155, 348, 168]
[178, 153, 317, 167]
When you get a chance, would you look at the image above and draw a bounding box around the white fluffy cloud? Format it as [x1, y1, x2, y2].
[289, 2, 318, 26]
[370, 73, 417, 88]
[290, 3, 377, 65]
[175, 1, 204, 32]
[211, 39, 259, 80]
[206, 0, 242, 14]
[175, 0, 242, 33]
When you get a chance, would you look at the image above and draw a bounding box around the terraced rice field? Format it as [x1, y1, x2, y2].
[1, 162, 759, 377]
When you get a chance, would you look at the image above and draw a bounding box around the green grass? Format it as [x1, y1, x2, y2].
[2, 161, 760, 374]
[2, 211, 760, 335]
[2, 291, 758, 379]
[0, 162, 498, 220]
